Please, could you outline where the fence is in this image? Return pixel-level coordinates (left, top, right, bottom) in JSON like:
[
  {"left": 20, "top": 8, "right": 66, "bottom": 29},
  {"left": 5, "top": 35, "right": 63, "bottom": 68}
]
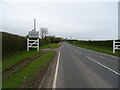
[
  {"left": 113, "top": 40, "right": 120, "bottom": 53},
  {"left": 27, "top": 38, "right": 39, "bottom": 51}
]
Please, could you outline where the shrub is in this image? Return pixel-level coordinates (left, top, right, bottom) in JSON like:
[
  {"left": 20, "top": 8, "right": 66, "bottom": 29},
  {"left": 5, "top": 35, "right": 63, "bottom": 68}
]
[{"left": 2, "top": 32, "right": 26, "bottom": 57}]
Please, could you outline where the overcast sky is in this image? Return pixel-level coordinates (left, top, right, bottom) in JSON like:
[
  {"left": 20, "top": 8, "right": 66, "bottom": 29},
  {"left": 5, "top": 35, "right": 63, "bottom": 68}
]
[{"left": 1, "top": 0, "right": 119, "bottom": 40}]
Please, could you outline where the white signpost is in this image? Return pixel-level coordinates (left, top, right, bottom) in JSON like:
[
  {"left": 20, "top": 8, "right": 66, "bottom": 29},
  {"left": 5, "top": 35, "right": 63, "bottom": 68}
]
[
  {"left": 113, "top": 40, "right": 120, "bottom": 53},
  {"left": 27, "top": 19, "right": 39, "bottom": 51}
]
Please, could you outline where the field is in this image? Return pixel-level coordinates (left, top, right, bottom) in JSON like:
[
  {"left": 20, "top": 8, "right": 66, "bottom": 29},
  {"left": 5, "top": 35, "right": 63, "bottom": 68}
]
[{"left": 69, "top": 40, "right": 120, "bottom": 56}]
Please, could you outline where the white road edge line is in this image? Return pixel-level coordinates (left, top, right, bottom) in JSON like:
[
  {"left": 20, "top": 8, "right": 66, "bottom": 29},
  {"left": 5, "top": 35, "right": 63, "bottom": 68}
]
[
  {"left": 52, "top": 49, "right": 61, "bottom": 88},
  {"left": 87, "top": 56, "right": 120, "bottom": 76},
  {"left": 75, "top": 50, "right": 82, "bottom": 54}
]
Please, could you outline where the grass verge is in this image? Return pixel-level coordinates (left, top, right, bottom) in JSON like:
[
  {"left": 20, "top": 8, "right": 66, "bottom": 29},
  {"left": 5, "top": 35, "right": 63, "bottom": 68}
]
[
  {"left": 40, "top": 43, "right": 60, "bottom": 49},
  {"left": 69, "top": 42, "right": 120, "bottom": 56},
  {"left": 2, "top": 50, "right": 43, "bottom": 72},
  {"left": 3, "top": 51, "right": 55, "bottom": 88}
]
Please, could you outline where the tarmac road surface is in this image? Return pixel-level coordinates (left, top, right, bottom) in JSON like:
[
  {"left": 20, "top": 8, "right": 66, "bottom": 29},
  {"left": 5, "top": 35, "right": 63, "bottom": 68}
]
[{"left": 56, "top": 42, "right": 119, "bottom": 88}]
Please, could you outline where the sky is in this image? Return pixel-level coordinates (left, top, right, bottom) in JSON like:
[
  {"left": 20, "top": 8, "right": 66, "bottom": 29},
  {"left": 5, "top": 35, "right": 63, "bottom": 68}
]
[{"left": 1, "top": 0, "right": 119, "bottom": 40}]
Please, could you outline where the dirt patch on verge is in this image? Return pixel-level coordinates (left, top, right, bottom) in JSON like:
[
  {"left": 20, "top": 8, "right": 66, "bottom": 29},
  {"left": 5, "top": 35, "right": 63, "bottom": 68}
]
[{"left": 2, "top": 52, "right": 45, "bottom": 77}]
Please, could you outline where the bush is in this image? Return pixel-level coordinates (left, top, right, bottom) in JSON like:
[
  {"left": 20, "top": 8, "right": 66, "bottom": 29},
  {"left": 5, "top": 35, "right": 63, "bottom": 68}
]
[
  {"left": 70, "top": 40, "right": 113, "bottom": 50},
  {"left": 2, "top": 32, "right": 26, "bottom": 57}
]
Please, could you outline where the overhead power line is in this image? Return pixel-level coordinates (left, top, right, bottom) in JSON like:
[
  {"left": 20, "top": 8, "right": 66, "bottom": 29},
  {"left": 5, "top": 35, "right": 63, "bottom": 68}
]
[{"left": 1, "top": 0, "right": 34, "bottom": 19}]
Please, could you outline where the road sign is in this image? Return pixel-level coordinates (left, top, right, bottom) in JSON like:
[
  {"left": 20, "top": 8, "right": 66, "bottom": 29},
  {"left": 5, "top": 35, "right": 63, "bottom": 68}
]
[{"left": 29, "top": 30, "right": 39, "bottom": 38}]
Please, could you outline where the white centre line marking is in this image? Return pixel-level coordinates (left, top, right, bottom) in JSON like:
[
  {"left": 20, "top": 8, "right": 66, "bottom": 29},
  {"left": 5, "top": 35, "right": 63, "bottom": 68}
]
[
  {"left": 87, "top": 56, "right": 120, "bottom": 75},
  {"left": 52, "top": 49, "right": 61, "bottom": 88},
  {"left": 75, "top": 50, "right": 82, "bottom": 54}
]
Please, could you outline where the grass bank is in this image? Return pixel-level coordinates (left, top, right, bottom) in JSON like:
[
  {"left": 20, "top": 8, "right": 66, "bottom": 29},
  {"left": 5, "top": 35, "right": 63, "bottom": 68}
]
[
  {"left": 40, "top": 43, "right": 61, "bottom": 49},
  {"left": 3, "top": 51, "right": 55, "bottom": 88},
  {"left": 69, "top": 41, "right": 120, "bottom": 56},
  {"left": 2, "top": 50, "right": 43, "bottom": 72}
]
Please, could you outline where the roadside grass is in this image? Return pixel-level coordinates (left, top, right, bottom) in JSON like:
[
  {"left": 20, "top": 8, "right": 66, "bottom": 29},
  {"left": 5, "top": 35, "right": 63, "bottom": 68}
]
[
  {"left": 40, "top": 43, "right": 60, "bottom": 49},
  {"left": 2, "top": 50, "right": 43, "bottom": 72},
  {"left": 3, "top": 51, "right": 55, "bottom": 88},
  {"left": 69, "top": 42, "right": 120, "bottom": 56}
]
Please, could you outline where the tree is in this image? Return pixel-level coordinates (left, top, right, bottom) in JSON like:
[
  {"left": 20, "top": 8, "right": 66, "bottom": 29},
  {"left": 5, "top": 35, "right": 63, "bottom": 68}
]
[{"left": 40, "top": 28, "right": 48, "bottom": 39}]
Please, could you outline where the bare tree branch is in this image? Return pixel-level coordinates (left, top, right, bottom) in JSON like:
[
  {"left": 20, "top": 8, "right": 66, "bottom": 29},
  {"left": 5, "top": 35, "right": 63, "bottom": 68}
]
[{"left": 40, "top": 28, "right": 48, "bottom": 39}]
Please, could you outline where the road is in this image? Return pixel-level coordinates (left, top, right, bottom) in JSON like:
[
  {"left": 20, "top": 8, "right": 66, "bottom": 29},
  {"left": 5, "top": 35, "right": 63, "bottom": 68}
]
[{"left": 55, "top": 42, "right": 119, "bottom": 88}]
